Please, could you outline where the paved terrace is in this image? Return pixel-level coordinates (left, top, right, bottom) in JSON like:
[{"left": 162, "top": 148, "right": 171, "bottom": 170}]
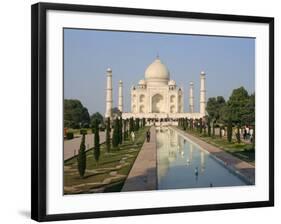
[
  {"left": 171, "top": 127, "right": 255, "bottom": 184},
  {"left": 122, "top": 126, "right": 157, "bottom": 192}
]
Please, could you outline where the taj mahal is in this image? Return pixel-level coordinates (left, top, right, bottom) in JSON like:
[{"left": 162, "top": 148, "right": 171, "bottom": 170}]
[{"left": 104, "top": 56, "right": 207, "bottom": 122}]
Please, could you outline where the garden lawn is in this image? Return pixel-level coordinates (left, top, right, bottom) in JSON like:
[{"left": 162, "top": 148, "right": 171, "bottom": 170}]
[
  {"left": 64, "top": 127, "right": 149, "bottom": 194},
  {"left": 185, "top": 129, "right": 255, "bottom": 164}
]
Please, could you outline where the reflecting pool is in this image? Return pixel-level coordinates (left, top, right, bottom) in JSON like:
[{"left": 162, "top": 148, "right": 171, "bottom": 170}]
[{"left": 157, "top": 127, "right": 247, "bottom": 190}]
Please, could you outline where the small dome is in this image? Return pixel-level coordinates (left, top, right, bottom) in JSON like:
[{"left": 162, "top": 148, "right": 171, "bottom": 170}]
[
  {"left": 138, "top": 79, "right": 146, "bottom": 85},
  {"left": 168, "top": 80, "right": 176, "bottom": 86},
  {"left": 145, "top": 58, "right": 170, "bottom": 81},
  {"left": 107, "top": 68, "right": 112, "bottom": 72}
]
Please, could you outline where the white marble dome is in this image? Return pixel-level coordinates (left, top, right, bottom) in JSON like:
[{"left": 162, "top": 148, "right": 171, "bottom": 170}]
[{"left": 145, "top": 58, "right": 170, "bottom": 82}]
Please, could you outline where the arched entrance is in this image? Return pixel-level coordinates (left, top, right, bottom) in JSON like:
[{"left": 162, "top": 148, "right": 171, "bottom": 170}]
[{"left": 152, "top": 94, "right": 163, "bottom": 113}]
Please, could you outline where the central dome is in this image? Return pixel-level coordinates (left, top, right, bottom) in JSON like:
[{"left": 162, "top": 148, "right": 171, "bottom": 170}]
[{"left": 145, "top": 58, "right": 170, "bottom": 82}]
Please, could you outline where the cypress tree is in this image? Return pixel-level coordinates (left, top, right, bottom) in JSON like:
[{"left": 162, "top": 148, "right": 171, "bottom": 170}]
[
  {"left": 126, "top": 118, "right": 129, "bottom": 140},
  {"left": 212, "top": 121, "right": 216, "bottom": 137},
  {"left": 207, "top": 116, "right": 211, "bottom": 137},
  {"left": 112, "top": 119, "right": 119, "bottom": 148},
  {"left": 195, "top": 119, "right": 198, "bottom": 132},
  {"left": 93, "top": 119, "right": 100, "bottom": 166},
  {"left": 252, "top": 126, "right": 255, "bottom": 148},
  {"left": 105, "top": 117, "right": 111, "bottom": 152},
  {"left": 203, "top": 125, "right": 207, "bottom": 136},
  {"left": 119, "top": 117, "right": 123, "bottom": 144},
  {"left": 236, "top": 125, "right": 241, "bottom": 143},
  {"left": 129, "top": 117, "right": 135, "bottom": 133},
  {"left": 219, "top": 126, "right": 222, "bottom": 138},
  {"left": 123, "top": 119, "right": 127, "bottom": 141},
  {"left": 135, "top": 118, "right": 140, "bottom": 131},
  {"left": 227, "top": 118, "right": 233, "bottom": 143},
  {"left": 142, "top": 118, "right": 146, "bottom": 127},
  {"left": 199, "top": 118, "right": 203, "bottom": 134},
  {"left": 77, "top": 134, "right": 86, "bottom": 178}
]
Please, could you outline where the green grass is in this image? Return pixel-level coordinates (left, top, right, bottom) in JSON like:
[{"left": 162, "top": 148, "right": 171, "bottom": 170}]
[
  {"left": 64, "top": 127, "right": 149, "bottom": 194},
  {"left": 184, "top": 128, "right": 255, "bottom": 164}
]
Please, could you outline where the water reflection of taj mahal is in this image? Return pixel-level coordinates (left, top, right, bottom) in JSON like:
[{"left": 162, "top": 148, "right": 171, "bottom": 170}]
[{"left": 157, "top": 127, "right": 206, "bottom": 181}]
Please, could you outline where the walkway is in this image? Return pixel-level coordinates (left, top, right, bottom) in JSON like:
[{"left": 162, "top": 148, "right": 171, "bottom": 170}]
[
  {"left": 64, "top": 132, "right": 106, "bottom": 161},
  {"left": 171, "top": 127, "right": 255, "bottom": 184},
  {"left": 122, "top": 126, "right": 157, "bottom": 192}
]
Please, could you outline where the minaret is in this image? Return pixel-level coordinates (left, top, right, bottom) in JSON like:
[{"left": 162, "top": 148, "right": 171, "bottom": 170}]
[
  {"left": 105, "top": 68, "right": 113, "bottom": 118},
  {"left": 189, "top": 81, "right": 194, "bottom": 113},
  {"left": 118, "top": 80, "right": 123, "bottom": 112},
  {"left": 200, "top": 71, "right": 206, "bottom": 115}
]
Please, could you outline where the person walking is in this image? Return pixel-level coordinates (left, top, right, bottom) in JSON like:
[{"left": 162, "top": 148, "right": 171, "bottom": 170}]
[
  {"left": 146, "top": 130, "right": 150, "bottom": 142},
  {"left": 131, "top": 131, "right": 135, "bottom": 145}
]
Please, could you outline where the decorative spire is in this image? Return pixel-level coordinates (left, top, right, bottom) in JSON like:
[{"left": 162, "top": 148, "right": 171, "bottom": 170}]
[
  {"left": 118, "top": 80, "right": 123, "bottom": 112},
  {"left": 105, "top": 68, "right": 113, "bottom": 118}
]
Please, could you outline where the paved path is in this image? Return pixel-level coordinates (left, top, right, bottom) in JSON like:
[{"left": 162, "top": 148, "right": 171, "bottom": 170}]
[
  {"left": 172, "top": 127, "right": 255, "bottom": 184},
  {"left": 122, "top": 126, "right": 157, "bottom": 192},
  {"left": 64, "top": 132, "right": 106, "bottom": 161}
]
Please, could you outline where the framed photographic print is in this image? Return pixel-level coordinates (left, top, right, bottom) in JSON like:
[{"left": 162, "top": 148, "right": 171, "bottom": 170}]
[{"left": 31, "top": 2, "right": 274, "bottom": 222}]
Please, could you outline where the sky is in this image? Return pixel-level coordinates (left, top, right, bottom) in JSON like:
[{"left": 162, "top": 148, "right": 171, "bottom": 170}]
[{"left": 64, "top": 28, "right": 255, "bottom": 115}]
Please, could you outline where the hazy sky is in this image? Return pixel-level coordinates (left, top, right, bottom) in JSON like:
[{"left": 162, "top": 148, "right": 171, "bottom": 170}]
[{"left": 64, "top": 28, "right": 255, "bottom": 115}]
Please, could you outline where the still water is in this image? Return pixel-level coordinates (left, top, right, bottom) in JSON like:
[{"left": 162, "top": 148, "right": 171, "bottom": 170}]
[{"left": 157, "top": 127, "right": 247, "bottom": 190}]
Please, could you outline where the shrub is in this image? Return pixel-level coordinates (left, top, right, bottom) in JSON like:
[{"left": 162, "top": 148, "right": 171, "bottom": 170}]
[{"left": 66, "top": 132, "right": 74, "bottom": 140}]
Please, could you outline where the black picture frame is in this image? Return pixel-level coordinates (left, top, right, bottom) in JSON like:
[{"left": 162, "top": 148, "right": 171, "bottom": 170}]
[{"left": 31, "top": 2, "right": 274, "bottom": 222}]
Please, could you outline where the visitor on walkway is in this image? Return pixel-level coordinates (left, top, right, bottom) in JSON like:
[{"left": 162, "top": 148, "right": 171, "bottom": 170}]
[
  {"left": 146, "top": 130, "right": 150, "bottom": 142},
  {"left": 131, "top": 131, "right": 135, "bottom": 144}
]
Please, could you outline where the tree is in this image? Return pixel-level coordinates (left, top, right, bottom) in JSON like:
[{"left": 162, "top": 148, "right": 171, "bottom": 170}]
[
  {"left": 118, "top": 117, "right": 123, "bottom": 144},
  {"left": 112, "top": 119, "right": 119, "bottom": 148},
  {"left": 111, "top": 107, "right": 122, "bottom": 119},
  {"left": 64, "top": 99, "right": 90, "bottom": 128},
  {"left": 93, "top": 119, "right": 100, "bottom": 166},
  {"left": 227, "top": 118, "right": 233, "bottom": 143},
  {"left": 77, "top": 134, "right": 86, "bottom": 178},
  {"left": 135, "top": 118, "right": 140, "bottom": 131},
  {"left": 199, "top": 118, "right": 203, "bottom": 134},
  {"left": 105, "top": 117, "right": 111, "bottom": 153},
  {"left": 207, "top": 116, "right": 211, "bottom": 137},
  {"left": 142, "top": 118, "right": 146, "bottom": 127},
  {"left": 183, "top": 118, "right": 187, "bottom": 131},
  {"left": 236, "top": 126, "right": 241, "bottom": 143},
  {"left": 91, "top": 112, "right": 104, "bottom": 129},
  {"left": 241, "top": 93, "right": 255, "bottom": 126},
  {"left": 123, "top": 119, "right": 127, "bottom": 141},
  {"left": 227, "top": 87, "right": 250, "bottom": 125},
  {"left": 129, "top": 117, "right": 134, "bottom": 133},
  {"left": 226, "top": 87, "right": 252, "bottom": 142},
  {"left": 206, "top": 96, "right": 226, "bottom": 136}
]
